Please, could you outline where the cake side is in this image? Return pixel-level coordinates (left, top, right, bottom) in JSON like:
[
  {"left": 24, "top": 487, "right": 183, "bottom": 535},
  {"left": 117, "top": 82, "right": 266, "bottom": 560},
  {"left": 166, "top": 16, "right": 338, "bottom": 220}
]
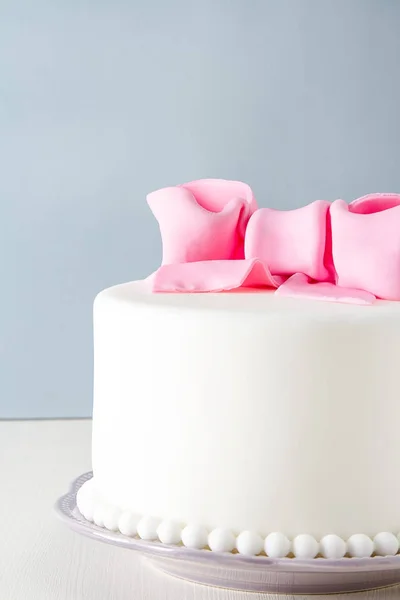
[{"left": 89, "top": 279, "right": 400, "bottom": 548}]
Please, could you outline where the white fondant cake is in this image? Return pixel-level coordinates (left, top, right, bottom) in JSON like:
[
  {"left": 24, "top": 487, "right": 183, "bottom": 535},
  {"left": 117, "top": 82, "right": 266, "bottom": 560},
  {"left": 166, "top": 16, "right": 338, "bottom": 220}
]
[{"left": 77, "top": 278, "right": 400, "bottom": 556}]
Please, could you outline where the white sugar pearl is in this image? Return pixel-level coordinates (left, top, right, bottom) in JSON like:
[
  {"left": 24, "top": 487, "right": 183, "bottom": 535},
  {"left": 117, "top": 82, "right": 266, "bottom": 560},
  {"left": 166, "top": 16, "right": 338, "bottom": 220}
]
[
  {"left": 374, "top": 532, "right": 399, "bottom": 556},
  {"left": 208, "top": 528, "right": 236, "bottom": 552},
  {"left": 181, "top": 525, "right": 208, "bottom": 549},
  {"left": 157, "top": 520, "right": 182, "bottom": 545},
  {"left": 264, "top": 532, "right": 291, "bottom": 558},
  {"left": 103, "top": 506, "right": 121, "bottom": 531},
  {"left": 80, "top": 504, "right": 96, "bottom": 522},
  {"left": 347, "top": 534, "right": 373, "bottom": 558},
  {"left": 93, "top": 504, "right": 106, "bottom": 528},
  {"left": 320, "top": 535, "right": 346, "bottom": 559},
  {"left": 118, "top": 511, "right": 139, "bottom": 537},
  {"left": 236, "top": 531, "right": 264, "bottom": 556},
  {"left": 137, "top": 515, "right": 160, "bottom": 540},
  {"left": 76, "top": 480, "right": 96, "bottom": 522},
  {"left": 76, "top": 478, "right": 94, "bottom": 500},
  {"left": 293, "top": 534, "right": 319, "bottom": 559}
]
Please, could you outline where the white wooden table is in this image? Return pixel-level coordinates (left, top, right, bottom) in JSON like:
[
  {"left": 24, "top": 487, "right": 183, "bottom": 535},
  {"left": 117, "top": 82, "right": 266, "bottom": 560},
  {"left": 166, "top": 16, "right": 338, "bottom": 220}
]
[{"left": 0, "top": 419, "right": 399, "bottom": 600}]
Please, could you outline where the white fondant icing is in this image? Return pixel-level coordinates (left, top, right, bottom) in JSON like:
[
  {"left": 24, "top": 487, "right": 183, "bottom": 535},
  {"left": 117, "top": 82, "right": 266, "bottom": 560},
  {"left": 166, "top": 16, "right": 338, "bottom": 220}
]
[
  {"left": 264, "top": 532, "right": 291, "bottom": 558},
  {"left": 156, "top": 520, "right": 182, "bottom": 545},
  {"left": 181, "top": 525, "right": 208, "bottom": 549},
  {"left": 292, "top": 534, "right": 319, "bottom": 559},
  {"left": 92, "top": 281, "right": 400, "bottom": 539},
  {"left": 320, "top": 534, "right": 346, "bottom": 559},
  {"left": 118, "top": 511, "right": 139, "bottom": 537},
  {"left": 373, "top": 532, "right": 399, "bottom": 556},
  {"left": 208, "top": 528, "right": 236, "bottom": 553},
  {"left": 347, "top": 534, "right": 374, "bottom": 558},
  {"left": 236, "top": 530, "right": 263, "bottom": 556},
  {"left": 137, "top": 515, "right": 160, "bottom": 540}
]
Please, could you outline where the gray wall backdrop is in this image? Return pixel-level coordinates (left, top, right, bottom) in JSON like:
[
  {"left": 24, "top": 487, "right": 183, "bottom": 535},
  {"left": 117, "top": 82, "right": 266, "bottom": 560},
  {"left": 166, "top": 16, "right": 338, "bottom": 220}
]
[{"left": 2, "top": 0, "right": 400, "bottom": 418}]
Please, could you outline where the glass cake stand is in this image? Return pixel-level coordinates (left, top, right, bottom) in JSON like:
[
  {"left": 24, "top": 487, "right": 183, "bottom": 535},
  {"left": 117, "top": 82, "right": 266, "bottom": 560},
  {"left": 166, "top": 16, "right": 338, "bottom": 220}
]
[{"left": 55, "top": 472, "right": 400, "bottom": 595}]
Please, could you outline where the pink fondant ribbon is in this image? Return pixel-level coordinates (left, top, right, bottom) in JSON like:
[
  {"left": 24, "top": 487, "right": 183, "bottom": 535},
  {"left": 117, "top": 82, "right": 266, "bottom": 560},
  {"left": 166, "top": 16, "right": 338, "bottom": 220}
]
[
  {"left": 147, "top": 180, "right": 400, "bottom": 305},
  {"left": 154, "top": 259, "right": 283, "bottom": 293}
]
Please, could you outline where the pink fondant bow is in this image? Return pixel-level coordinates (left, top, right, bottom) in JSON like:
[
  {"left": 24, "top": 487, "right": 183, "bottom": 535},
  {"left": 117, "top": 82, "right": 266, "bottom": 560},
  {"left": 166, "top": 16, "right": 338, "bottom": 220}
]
[{"left": 148, "top": 180, "right": 400, "bottom": 305}]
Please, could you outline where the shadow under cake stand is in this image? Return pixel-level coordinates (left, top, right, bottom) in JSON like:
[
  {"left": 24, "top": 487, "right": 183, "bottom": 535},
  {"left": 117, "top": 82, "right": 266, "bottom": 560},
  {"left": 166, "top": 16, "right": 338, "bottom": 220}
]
[{"left": 55, "top": 472, "right": 400, "bottom": 595}]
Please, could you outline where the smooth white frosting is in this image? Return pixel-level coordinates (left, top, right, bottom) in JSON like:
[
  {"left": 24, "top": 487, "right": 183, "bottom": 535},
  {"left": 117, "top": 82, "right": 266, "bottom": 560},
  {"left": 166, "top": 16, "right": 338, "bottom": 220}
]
[{"left": 91, "top": 280, "right": 400, "bottom": 544}]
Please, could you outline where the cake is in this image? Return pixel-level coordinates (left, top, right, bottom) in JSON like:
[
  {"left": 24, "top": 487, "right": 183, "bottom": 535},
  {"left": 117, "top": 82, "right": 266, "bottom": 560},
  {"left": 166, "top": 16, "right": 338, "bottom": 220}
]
[{"left": 77, "top": 180, "right": 400, "bottom": 560}]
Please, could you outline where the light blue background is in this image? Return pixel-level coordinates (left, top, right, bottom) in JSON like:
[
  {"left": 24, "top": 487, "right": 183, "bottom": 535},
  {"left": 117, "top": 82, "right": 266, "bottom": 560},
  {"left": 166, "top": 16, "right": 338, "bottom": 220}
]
[{"left": 2, "top": 0, "right": 400, "bottom": 418}]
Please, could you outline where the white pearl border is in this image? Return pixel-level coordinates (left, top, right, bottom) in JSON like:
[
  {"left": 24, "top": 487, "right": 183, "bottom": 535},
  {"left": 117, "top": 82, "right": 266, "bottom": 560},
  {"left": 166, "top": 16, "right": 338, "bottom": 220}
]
[{"left": 77, "top": 479, "right": 400, "bottom": 559}]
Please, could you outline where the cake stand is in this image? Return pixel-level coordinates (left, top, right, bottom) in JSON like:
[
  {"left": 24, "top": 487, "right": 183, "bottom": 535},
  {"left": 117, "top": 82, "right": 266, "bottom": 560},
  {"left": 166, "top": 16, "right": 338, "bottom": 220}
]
[{"left": 55, "top": 472, "right": 400, "bottom": 595}]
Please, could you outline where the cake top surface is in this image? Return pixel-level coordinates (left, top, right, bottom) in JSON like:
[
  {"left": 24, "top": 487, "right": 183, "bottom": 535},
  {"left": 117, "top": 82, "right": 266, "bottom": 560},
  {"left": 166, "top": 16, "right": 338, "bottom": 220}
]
[{"left": 99, "top": 279, "right": 399, "bottom": 320}]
